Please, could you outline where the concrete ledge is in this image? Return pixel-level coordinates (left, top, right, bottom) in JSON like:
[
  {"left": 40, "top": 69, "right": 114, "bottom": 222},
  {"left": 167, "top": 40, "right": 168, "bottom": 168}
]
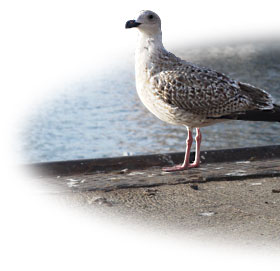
[
  {"left": 25, "top": 145, "right": 280, "bottom": 193},
  {"left": 26, "top": 145, "right": 280, "bottom": 177}
]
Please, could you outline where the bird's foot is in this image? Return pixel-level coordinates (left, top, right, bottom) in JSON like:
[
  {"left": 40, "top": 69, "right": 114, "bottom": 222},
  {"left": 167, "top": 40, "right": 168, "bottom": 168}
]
[
  {"left": 162, "top": 162, "right": 200, "bottom": 172},
  {"left": 162, "top": 164, "right": 187, "bottom": 172},
  {"left": 188, "top": 161, "right": 200, "bottom": 169}
]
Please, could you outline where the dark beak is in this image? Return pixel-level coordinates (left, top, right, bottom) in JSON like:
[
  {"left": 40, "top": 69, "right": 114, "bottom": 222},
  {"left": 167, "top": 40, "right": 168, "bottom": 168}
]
[{"left": 125, "top": 20, "right": 141, "bottom": 29}]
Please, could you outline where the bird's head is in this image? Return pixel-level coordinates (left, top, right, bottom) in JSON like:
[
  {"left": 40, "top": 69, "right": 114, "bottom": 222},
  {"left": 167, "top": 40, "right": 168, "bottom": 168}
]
[{"left": 125, "top": 10, "right": 161, "bottom": 36}]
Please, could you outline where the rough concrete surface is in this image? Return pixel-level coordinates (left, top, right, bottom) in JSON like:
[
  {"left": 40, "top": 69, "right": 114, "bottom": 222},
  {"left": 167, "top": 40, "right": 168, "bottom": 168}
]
[{"left": 28, "top": 147, "right": 280, "bottom": 251}]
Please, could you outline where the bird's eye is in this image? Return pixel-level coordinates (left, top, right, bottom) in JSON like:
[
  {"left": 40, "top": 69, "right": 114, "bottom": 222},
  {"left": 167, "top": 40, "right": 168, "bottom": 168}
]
[{"left": 148, "top": 14, "right": 154, "bottom": 20}]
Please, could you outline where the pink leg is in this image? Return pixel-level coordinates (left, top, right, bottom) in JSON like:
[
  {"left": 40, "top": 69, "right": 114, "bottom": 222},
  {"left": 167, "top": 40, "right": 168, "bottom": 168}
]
[
  {"left": 162, "top": 128, "right": 202, "bottom": 172},
  {"left": 188, "top": 128, "right": 202, "bottom": 168},
  {"left": 162, "top": 128, "right": 193, "bottom": 172}
]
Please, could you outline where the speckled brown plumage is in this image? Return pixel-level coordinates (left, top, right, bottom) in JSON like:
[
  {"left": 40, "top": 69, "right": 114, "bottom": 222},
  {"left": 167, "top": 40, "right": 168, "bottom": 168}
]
[{"left": 145, "top": 47, "right": 275, "bottom": 119}]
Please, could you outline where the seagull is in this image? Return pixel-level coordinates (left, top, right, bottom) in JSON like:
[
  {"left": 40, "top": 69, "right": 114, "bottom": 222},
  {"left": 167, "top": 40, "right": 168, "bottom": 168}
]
[{"left": 125, "top": 10, "right": 280, "bottom": 172}]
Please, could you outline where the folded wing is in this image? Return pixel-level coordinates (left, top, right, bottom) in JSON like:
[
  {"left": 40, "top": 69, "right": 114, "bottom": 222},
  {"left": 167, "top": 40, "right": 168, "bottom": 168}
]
[{"left": 150, "top": 64, "right": 278, "bottom": 121}]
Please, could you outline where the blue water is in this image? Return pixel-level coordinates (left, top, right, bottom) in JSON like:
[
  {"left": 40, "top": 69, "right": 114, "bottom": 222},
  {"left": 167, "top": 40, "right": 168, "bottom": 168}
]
[{"left": 19, "top": 41, "right": 280, "bottom": 163}]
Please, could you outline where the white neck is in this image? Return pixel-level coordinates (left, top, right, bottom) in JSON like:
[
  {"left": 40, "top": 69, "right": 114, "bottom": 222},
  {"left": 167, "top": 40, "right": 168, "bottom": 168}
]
[
  {"left": 134, "top": 30, "right": 167, "bottom": 102},
  {"left": 135, "top": 30, "right": 166, "bottom": 78},
  {"left": 136, "top": 30, "right": 165, "bottom": 56}
]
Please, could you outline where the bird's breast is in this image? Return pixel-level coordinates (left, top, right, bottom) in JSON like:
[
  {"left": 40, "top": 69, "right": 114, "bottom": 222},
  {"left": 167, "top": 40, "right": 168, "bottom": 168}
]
[
  {"left": 134, "top": 64, "right": 186, "bottom": 125},
  {"left": 134, "top": 61, "right": 222, "bottom": 128}
]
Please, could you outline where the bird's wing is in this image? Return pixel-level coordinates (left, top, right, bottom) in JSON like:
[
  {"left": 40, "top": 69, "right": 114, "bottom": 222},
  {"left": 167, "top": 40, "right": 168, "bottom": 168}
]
[{"left": 150, "top": 65, "right": 273, "bottom": 118}]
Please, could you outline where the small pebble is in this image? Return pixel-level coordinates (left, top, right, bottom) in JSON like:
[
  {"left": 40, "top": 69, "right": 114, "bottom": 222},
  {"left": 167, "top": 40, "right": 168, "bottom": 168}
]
[
  {"left": 272, "top": 189, "right": 280, "bottom": 193},
  {"left": 94, "top": 197, "right": 113, "bottom": 207},
  {"left": 199, "top": 212, "right": 215, "bottom": 217},
  {"left": 119, "top": 168, "right": 129, "bottom": 174},
  {"left": 128, "top": 171, "right": 144, "bottom": 176},
  {"left": 144, "top": 189, "right": 158, "bottom": 196},
  {"left": 236, "top": 161, "right": 251, "bottom": 164},
  {"left": 190, "top": 184, "right": 199, "bottom": 190}
]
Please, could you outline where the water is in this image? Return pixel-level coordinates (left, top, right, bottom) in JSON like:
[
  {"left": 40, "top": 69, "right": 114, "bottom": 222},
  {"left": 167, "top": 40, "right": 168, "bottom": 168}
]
[{"left": 19, "top": 41, "right": 280, "bottom": 163}]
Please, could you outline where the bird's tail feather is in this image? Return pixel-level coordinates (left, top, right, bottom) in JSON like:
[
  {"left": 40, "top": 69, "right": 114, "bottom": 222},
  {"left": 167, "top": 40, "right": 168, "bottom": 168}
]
[{"left": 216, "top": 104, "right": 280, "bottom": 122}]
